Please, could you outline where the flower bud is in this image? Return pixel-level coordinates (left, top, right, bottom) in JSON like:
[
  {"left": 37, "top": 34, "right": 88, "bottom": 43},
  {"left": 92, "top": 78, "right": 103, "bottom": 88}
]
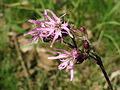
[
  {"left": 80, "top": 26, "right": 86, "bottom": 34},
  {"left": 83, "top": 40, "right": 90, "bottom": 53},
  {"left": 83, "top": 40, "right": 89, "bottom": 49}
]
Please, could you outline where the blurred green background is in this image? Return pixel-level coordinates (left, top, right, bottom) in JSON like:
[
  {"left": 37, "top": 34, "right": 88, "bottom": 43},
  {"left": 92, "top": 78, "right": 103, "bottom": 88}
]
[{"left": 0, "top": 0, "right": 120, "bottom": 90}]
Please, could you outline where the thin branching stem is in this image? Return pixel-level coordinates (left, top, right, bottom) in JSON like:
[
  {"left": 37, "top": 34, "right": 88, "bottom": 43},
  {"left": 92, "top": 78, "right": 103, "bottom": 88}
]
[
  {"left": 99, "top": 64, "right": 113, "bottom": 90},
  {"left": 89, "top": 53, "right": 113, "bottom": 90}
]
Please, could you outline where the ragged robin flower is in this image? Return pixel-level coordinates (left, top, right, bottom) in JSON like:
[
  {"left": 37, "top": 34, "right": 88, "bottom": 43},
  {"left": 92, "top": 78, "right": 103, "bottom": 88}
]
[
  {"left": 48, "top": 49, "right": 81, "bottom": 81},
  {"left": 24, "top": 9, "right": 73, "bottom": 47}
]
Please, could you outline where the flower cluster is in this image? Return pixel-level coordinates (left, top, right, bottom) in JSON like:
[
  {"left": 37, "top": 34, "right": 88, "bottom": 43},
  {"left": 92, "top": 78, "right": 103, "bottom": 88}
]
[
  {"left": 24, "top": 9, "right": 90, "bottom": 81},
  {"left": 24, "top": 9, "right": 113, "bottom": 90}
]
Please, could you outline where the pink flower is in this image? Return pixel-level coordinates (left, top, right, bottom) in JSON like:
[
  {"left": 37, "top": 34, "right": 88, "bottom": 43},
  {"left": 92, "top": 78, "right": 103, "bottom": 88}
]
[
  {"left": 24, "top": 9, "right": 73, "bottom": 47},
  {"left": 43, "top": 9, "right": 73, "bottom": 47},
  {"left": 48, "top": 49, "right": 80, "bottom": 81}
]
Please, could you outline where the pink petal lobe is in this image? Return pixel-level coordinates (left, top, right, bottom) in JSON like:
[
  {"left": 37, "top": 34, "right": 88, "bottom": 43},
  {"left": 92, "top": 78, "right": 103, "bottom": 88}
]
[
  {"left": 70, "top": 69, "right": 74, "bottom": 81},
  {"left": 28, "top": 19, "right": 41, "bottom": 24},
  {"left": 55, "top": 49, "right": 70, "bottom": 54},
  {"left": 60, "top": 13, "right": 66, "bottom": 18},
  {"left": 45, "top": 9, "right": 60, "bottom": 22},
  {"left": 48, "top": 54, "right": 67, "bottom": 59},
  {"left": 62, "top": 26, "right": 73, "bottom": 38},
  {"left": 50, "top": 30, "right": 61, "bottom": 47}
]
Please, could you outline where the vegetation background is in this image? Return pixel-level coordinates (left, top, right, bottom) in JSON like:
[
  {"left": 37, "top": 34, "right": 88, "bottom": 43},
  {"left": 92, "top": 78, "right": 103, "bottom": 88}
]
[{"left": 0, "top": 0, "right": 120, "bottom": 90}]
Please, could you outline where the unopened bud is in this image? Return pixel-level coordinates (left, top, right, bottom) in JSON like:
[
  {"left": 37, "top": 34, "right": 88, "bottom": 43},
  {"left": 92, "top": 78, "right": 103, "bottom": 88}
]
[
  {"left": 83, "top": 40, "right": 90, "bottom": 53},
  {"left": 83, "top": 40, "right": 89, "bottom": 49},
  {"left": 80, "top": 26, "right": 86, "bottom": 34}
]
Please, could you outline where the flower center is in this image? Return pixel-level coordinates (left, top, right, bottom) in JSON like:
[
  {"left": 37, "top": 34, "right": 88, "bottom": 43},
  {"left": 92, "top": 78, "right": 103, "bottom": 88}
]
[
  {"left": 67, "top": 55, "right": 76, "bottom": 63},
  {"left": 55, "top": 24, "right": 61, "bottom": 29}
]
